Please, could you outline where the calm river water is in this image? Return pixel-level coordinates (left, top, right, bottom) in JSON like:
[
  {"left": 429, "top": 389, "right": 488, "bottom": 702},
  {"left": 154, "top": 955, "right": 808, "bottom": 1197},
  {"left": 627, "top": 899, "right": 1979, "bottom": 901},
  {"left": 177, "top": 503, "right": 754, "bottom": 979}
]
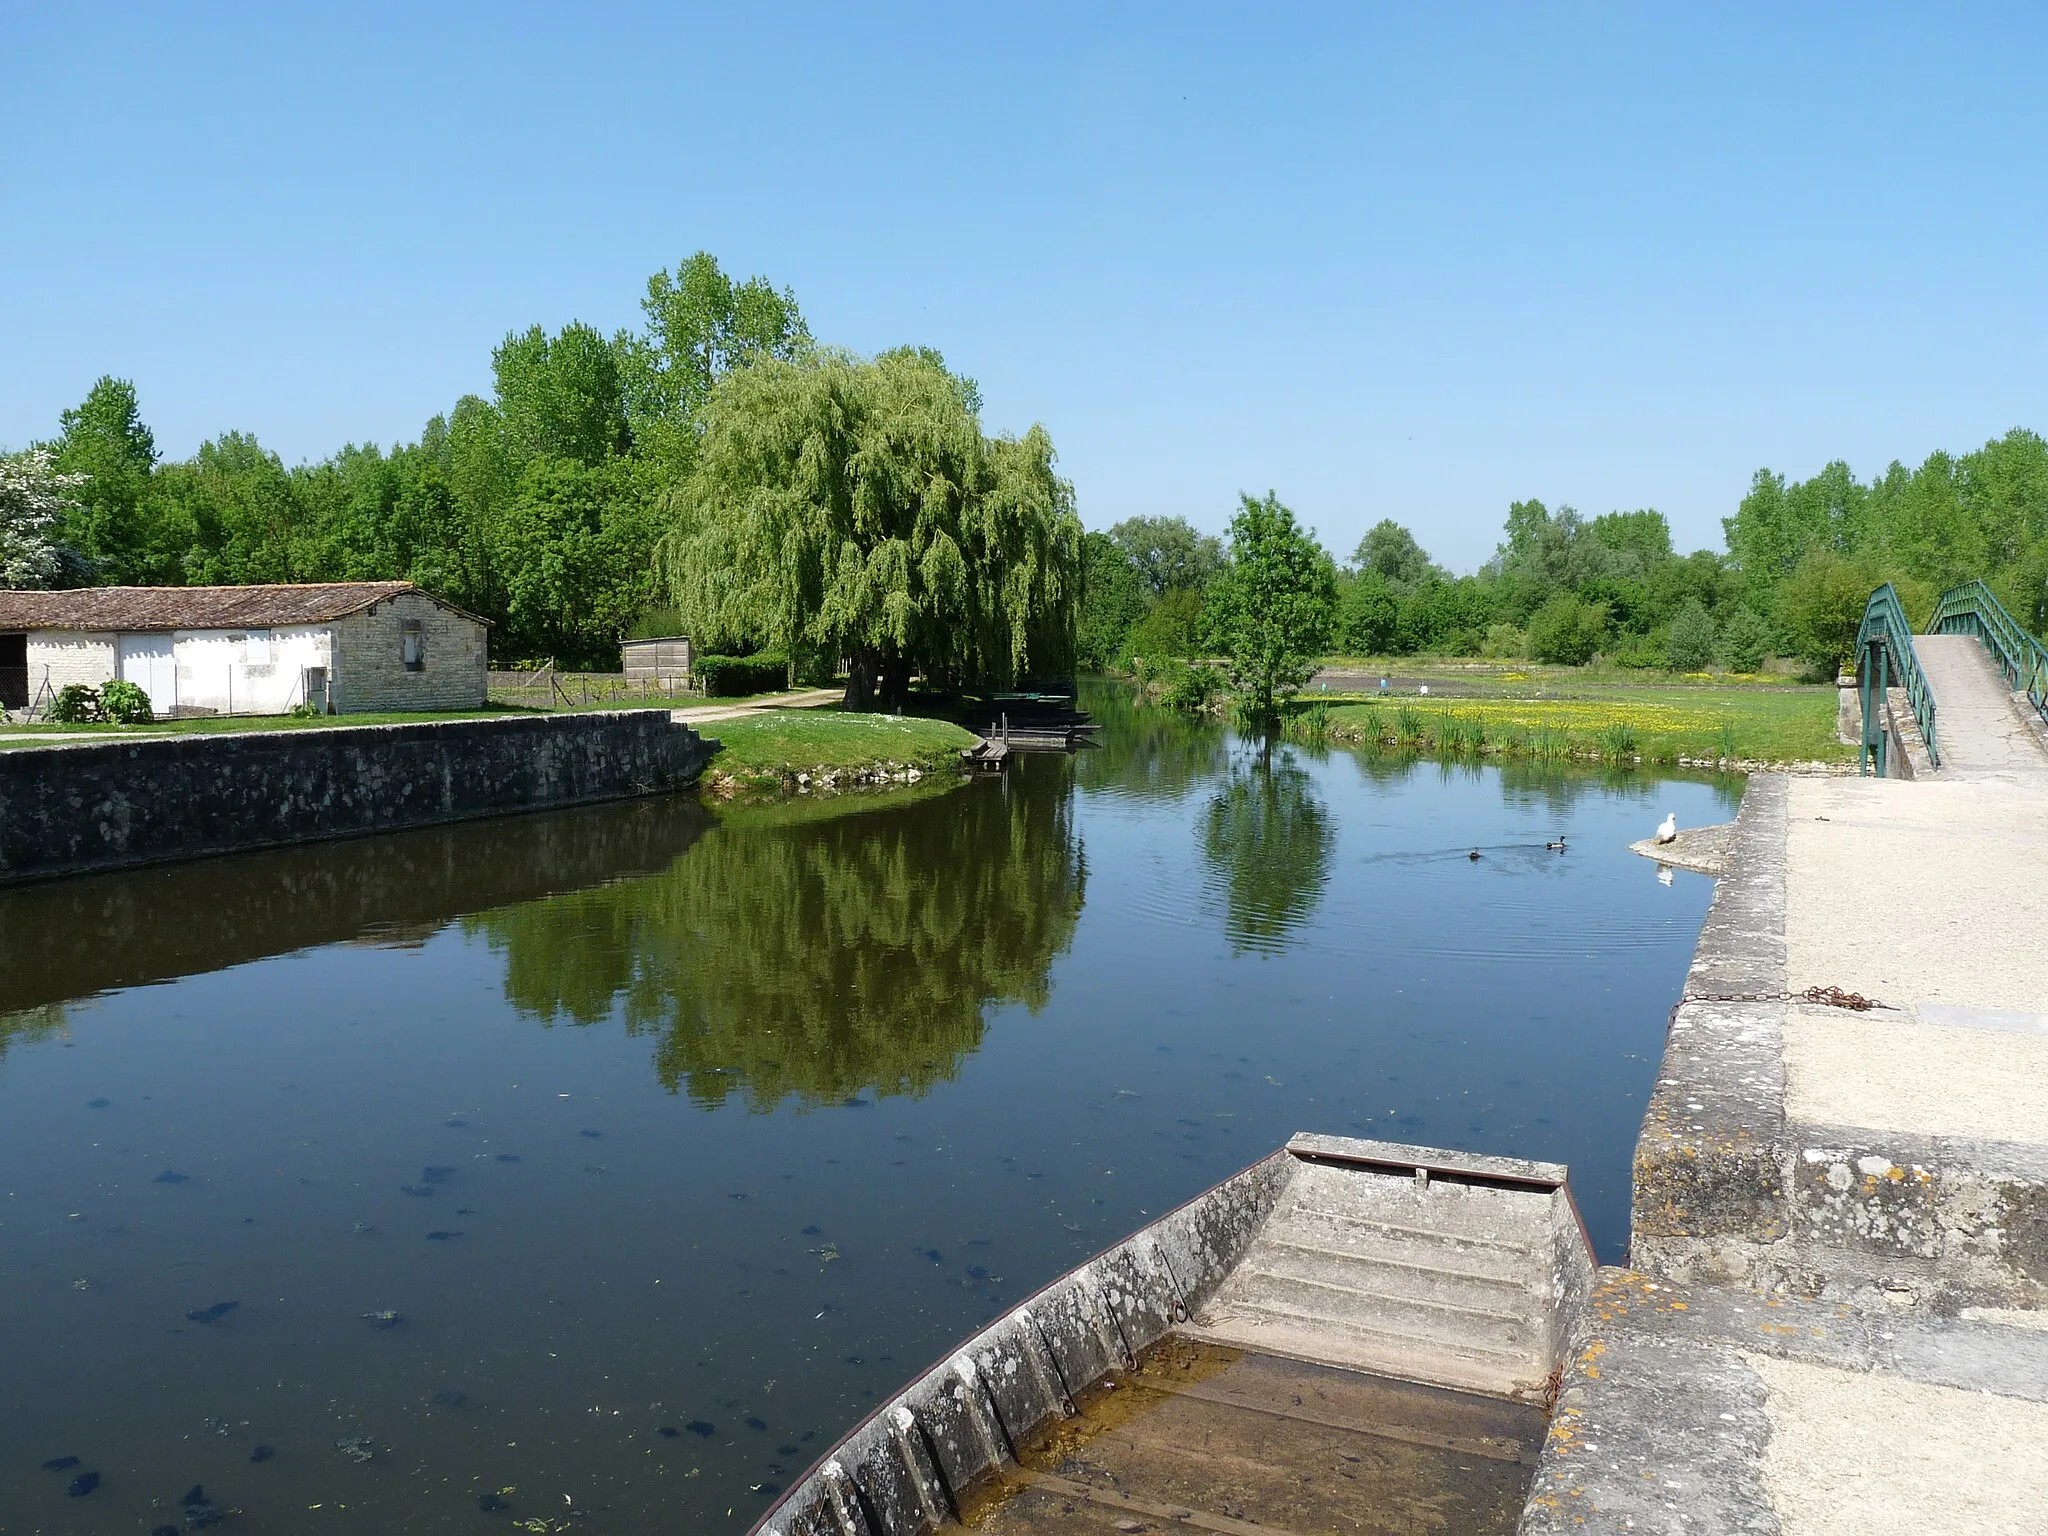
[{"left": 0, "top": 686, "right": 1735, "bottom": 1533}]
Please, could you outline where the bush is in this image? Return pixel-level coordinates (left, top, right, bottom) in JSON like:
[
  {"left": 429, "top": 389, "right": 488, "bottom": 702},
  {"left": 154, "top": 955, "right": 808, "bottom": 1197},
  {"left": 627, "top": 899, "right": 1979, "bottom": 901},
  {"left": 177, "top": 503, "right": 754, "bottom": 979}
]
[
  {"left": 1482, "top": 623, "right": 1527, "bottom": 660},
  {"left": 1664, "top": 600, "right": 1718, "bottom": 672},
  {"left": 695, "top": 652, "right": 790, "bottom": 696},
  {"left": 98, "top": 679, "right": 155, "bottom": 724},
  {"left": 1123, "top": 588, "right": 1205, "bottom": 661},
  {"left": 1719, "top": 606, "right": 1773, "bottom": 673},
  {"left": 1161, "top": 662, "right": 1221, "bottom": 714},
  {"left": 1609, "top": 634, "right": 1667, "bottom": 669},
  {"left": 1527, "top": 595, "right": 1610, "bottom": 666},
  {"left": 47, "top": 684, "right": 100, "bottom": 723}
]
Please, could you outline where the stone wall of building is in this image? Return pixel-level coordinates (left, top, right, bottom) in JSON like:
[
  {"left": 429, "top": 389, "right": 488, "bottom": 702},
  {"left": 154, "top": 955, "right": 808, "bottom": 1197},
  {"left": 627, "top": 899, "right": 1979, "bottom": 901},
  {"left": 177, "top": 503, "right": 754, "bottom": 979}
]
[
  {"left": 0, "top": 710, "right": 716, "bottom": 886},
  {"left": 332, "top": 589, "right": 489, "bottom": 712}
]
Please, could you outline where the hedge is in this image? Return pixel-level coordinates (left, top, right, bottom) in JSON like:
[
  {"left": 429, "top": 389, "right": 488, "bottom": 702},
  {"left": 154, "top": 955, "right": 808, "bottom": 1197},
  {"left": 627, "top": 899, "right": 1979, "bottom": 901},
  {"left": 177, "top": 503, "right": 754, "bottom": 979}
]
[{"left": 695, "top": 653, "right": 791, "bottom": 696}]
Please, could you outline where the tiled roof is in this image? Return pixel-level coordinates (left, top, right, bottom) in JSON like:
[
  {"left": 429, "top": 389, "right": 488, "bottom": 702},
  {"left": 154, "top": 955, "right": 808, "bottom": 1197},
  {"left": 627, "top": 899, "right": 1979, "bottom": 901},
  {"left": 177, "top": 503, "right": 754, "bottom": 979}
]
[{"left": 0, "top": 582, "right": 488, "bottom": 631}]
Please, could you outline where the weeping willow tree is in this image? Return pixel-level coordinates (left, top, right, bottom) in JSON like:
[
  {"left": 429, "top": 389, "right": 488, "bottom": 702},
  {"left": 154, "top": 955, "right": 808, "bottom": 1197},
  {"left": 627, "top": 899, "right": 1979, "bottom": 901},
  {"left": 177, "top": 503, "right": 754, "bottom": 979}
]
[{"left": 660, "top": 347, "right": 1083, "bottom": 709}]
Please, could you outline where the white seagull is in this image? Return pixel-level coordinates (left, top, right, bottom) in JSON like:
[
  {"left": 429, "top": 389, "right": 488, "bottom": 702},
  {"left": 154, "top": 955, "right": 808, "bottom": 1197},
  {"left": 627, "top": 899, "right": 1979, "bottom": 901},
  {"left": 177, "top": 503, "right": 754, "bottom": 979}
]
[{"left": 1655, "top": 811, "right": 1678, "bottom": 845}]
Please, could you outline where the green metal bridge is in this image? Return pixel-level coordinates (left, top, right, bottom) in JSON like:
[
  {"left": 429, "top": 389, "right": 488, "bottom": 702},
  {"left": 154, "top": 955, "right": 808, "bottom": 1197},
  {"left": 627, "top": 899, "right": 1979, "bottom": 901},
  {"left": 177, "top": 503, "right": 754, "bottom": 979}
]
[{"left": 1854, "top": 579, "right": 2048, "bottom": 777}]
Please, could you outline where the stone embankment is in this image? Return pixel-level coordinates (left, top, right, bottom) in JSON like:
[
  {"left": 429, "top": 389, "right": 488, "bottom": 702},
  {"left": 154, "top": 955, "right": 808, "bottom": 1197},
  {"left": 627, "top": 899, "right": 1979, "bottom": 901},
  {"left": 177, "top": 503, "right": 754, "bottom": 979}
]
[
  {"left": 0, "top": 710, "right": 715, "bottom": 886},
  {"left": 1521, "top": 660, "right": 2048, "bottom": 1533}
]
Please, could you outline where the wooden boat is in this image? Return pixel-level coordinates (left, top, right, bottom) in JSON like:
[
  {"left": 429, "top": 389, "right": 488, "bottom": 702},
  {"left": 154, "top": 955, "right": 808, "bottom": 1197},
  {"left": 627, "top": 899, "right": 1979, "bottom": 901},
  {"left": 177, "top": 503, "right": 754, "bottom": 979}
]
[{"left": 754, "top": 1133, "right": 1594, "bottom": 1536}]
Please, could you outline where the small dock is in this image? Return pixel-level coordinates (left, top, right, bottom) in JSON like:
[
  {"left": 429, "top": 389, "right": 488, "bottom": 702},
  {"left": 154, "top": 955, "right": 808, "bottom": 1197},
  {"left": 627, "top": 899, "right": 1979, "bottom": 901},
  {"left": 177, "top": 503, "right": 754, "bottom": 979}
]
[{"left": 959, "top": 693, "right": 1098, "bottom": 767}]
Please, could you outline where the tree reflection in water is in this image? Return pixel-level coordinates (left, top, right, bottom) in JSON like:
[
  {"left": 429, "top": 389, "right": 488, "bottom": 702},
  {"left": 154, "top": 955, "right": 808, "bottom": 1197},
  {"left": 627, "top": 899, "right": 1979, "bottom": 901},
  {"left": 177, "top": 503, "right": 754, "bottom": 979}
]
[
  {"left": 469, "top": 771, "right": 1085, "bottom": 1109},
  {"left": 1201, "top": 742, "right": 1336, "bottom": 954}
]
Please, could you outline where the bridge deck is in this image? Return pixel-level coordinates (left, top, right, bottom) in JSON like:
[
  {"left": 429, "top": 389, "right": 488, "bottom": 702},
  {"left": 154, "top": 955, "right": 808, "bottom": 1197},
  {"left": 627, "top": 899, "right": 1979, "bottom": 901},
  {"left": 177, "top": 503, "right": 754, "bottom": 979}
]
[{"left": 1915, "top": 633, "right": 2048, "bottom": 780}]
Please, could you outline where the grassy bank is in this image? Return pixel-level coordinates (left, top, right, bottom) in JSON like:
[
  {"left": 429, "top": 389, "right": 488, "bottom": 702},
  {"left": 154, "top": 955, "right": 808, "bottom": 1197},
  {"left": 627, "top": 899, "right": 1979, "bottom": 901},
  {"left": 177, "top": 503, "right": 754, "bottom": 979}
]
[
  {"left": 0, "top": 705, "right": 539, "bottom": 748},
  {"left": 1305, "top": 681, "right": 1847, "bottom": 768},
  {"left": 702, "top": 710, "right": 978, "bottom": 793}
]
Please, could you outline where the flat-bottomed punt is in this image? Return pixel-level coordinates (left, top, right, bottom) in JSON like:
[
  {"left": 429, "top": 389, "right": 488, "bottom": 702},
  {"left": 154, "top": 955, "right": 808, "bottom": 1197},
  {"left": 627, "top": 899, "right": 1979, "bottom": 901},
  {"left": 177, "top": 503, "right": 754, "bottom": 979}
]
[{"left": 755, "top": 1134, "right": 1594, "bottom": 1536}]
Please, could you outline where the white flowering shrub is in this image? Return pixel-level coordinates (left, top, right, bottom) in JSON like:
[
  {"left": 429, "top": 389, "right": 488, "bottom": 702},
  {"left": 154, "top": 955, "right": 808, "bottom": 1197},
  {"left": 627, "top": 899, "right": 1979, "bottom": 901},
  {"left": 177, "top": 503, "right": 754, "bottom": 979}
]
[{"left": 1, "top": 449, "right": 86, "bottom": 589}]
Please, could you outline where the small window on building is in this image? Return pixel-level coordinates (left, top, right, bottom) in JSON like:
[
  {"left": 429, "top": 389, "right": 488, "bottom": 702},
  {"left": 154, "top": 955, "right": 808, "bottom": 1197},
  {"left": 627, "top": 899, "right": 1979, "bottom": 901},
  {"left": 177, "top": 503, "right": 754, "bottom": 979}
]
[{"left": 401, "top": 619, "right": 425, "bottom": 671}]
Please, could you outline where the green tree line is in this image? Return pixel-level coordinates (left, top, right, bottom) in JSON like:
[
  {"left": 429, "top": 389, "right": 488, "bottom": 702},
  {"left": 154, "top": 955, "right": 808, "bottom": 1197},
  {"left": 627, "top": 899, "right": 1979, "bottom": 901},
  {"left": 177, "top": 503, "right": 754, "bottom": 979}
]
[
  {"left": 1082, "top": 428, "right": 2048, "bottom": 690},
  {"left": 12, "top": 254, "right": 1082, "bottom": 688}
]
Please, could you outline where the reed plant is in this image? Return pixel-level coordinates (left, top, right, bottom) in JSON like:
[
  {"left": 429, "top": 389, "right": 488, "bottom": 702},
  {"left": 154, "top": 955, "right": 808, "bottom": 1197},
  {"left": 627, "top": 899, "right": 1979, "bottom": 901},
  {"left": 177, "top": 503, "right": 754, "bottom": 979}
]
[
  {"left": 1601, "top": 721, "right": 1639, "bottom": 761},
  {"left": 1394, "top": 703, "right": 1425, "bottom": 745},
  {"left": 1436, "top": 714, "right": 1483, "bottom": 755},
  {"left": 1283, "top": 700, "right": 1333, "bottom": 741}
]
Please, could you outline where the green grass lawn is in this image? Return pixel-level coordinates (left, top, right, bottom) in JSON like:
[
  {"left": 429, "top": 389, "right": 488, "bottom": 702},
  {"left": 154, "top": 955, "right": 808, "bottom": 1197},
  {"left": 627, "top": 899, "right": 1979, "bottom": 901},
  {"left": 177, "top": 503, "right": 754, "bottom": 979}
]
[
  {"left": 1312, "top": 680, "right": 1846, "bottom": 766},
  {"left": 704, "top": 710, "right": 977, "bottom": 784}
]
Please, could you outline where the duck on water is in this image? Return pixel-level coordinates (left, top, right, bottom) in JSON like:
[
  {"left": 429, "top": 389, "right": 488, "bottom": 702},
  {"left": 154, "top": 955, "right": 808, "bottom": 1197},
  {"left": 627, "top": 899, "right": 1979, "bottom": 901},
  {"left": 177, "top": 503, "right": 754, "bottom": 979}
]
[{"left": 753, "top": 1133, "right": 1594, "bottom": 1536}]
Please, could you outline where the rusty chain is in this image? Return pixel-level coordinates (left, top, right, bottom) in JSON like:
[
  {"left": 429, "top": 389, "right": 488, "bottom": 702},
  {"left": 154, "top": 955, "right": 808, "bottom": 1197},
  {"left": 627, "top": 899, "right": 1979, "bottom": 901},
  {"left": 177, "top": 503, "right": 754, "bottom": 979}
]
[
  {"left": 1683, "top": 985, "right": 1890, "bottom": 1011},
  {"left": 1666, "top": 984, "right": 1891, "bottom": 1033}
]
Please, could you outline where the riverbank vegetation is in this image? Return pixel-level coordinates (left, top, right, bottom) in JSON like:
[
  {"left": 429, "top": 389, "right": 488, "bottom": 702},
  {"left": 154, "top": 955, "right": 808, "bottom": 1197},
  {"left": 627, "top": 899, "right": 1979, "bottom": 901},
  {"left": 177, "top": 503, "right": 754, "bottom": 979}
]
[{"left": 1298, "top": 682, "right": 1846, "bottom": 768}]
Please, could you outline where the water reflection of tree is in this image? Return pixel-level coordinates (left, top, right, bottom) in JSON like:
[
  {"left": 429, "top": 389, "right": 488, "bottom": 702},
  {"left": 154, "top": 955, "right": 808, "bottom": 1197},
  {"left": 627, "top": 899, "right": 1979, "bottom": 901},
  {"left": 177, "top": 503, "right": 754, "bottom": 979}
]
[
  {"left": 1202, "top": 746, "right": 1335, "bottom": 953},
  {"left": 1071, "top": 679, "right": 1228, "bottom": 803},
  {"left": 0, "top": 1004, "right": 65, "bottom": 1070},
  {"left": 469, "top": 777, "right": 1085, "bottom": 1110}
]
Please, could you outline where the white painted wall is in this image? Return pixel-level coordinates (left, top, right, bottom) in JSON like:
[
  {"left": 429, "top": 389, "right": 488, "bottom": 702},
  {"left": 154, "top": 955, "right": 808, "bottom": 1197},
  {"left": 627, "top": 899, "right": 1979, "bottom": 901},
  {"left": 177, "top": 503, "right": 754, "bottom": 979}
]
[{"left": 174, "top": 626, "right": 333, "bottom": 715}]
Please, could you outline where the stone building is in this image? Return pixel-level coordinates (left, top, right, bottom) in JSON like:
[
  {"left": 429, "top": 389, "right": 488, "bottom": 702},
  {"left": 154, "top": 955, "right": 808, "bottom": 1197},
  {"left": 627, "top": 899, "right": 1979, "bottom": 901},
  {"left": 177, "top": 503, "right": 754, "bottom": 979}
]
[{"left": 0, "top": 583, "right": 489, "bottom": 716}]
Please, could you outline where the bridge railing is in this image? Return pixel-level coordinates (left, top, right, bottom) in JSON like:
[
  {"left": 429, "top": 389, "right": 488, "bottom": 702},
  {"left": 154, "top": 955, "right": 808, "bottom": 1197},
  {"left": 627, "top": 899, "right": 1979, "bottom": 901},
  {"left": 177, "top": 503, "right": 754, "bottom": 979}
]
[
  {"left": 1930, "top": 579, "right": 2048, "bottom": 730},
  {"left": 1854, "top": 583, "right": 1938, "bottom": 775}
]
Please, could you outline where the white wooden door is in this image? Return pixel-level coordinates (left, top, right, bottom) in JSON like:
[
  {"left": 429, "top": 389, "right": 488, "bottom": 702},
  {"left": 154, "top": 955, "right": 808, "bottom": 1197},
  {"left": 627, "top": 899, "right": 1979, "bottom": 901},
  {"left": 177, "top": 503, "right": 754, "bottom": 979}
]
[{"left": 118, "top": 633, "right": 177, "bottom": 715}]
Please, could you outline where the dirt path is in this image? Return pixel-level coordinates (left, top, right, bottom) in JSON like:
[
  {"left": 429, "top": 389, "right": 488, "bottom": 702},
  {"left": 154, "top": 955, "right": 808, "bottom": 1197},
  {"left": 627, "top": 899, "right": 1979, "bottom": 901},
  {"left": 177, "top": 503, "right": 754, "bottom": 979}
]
[{"left": 670, "top": 688, "right": 844, "bottom": 726}]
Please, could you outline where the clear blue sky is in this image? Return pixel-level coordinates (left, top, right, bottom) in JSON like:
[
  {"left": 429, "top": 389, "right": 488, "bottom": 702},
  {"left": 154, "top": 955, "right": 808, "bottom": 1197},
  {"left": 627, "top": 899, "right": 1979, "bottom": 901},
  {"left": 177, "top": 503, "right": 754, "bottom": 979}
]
[{"left": 5, "top": 4, "right": 2044, "bottom": 572}]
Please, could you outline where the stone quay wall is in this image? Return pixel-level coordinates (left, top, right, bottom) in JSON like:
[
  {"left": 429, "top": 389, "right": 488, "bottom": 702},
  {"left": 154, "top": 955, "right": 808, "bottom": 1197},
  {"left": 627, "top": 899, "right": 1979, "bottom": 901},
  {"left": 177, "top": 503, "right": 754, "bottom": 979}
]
[{"left": 0, "top": 710, "right": 716, "bottom": 886}]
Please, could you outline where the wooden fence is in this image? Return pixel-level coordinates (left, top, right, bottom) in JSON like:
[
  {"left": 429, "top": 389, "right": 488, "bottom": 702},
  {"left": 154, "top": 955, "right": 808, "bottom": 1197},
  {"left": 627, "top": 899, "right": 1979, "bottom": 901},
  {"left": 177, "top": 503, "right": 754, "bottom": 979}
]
[{"left": 487, "top": 668, "right": 699, "bottom": 710}]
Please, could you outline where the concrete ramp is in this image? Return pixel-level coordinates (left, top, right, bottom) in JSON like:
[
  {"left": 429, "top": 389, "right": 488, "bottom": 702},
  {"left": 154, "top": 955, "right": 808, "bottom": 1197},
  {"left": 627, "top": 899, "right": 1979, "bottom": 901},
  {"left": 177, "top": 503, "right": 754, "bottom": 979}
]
[
  {"left": 1185, "top": 1139, "right": 1579, "bottom": 1401},
  {"left": 1916, "top": 633, "right": 2048, "bottom": 780}
]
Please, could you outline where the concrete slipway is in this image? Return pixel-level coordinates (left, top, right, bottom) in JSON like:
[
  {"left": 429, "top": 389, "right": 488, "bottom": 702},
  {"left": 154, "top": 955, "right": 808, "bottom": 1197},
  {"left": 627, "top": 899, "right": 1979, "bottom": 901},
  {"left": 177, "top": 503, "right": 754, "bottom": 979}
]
[{"left": 754, "top": 659, "right": 2048, "bottom": 1536}]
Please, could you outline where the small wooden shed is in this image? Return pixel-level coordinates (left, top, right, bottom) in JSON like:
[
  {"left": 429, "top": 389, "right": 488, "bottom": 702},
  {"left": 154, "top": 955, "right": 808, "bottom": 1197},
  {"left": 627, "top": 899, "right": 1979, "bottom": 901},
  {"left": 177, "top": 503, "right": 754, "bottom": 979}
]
[{"left": 620, "top": 635, "right": 693, "bottom": 688}]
